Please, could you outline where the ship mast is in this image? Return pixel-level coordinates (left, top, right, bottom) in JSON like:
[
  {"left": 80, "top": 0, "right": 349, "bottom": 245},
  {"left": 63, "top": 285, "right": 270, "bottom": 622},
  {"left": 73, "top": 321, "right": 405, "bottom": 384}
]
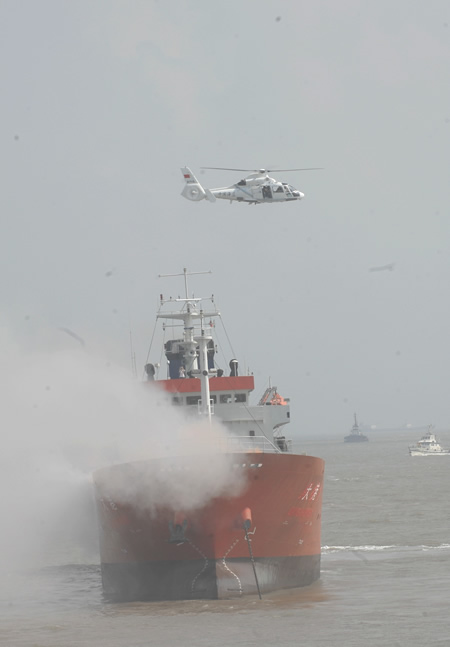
[
  {"left": 196, "top": 318, "right": 213, "bottom": 422},
  {"left": 158, "top": 268, "right": 218, "bottom": 423}
]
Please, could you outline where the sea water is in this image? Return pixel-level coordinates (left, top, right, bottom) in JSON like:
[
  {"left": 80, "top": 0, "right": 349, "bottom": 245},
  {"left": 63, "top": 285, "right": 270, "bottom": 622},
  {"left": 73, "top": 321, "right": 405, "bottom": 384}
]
[{"left": 1, "top": 430, "right": 450, "bottom": 647}]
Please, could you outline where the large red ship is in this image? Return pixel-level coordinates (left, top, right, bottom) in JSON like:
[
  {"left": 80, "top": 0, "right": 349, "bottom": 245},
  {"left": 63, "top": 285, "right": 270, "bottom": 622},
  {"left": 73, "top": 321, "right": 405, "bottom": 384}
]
[{"left": 93, "top": 269, "right": 324, "bottom": 601}]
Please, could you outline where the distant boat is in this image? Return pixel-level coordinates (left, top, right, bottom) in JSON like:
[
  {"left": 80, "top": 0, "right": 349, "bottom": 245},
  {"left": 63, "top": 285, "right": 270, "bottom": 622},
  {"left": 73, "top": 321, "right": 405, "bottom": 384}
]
[
  {"left": 344, "top": 414, "right": 369, "bottom": 443},
  {"left": 409, "top": 426, "right": 450, "bottom": 456}
]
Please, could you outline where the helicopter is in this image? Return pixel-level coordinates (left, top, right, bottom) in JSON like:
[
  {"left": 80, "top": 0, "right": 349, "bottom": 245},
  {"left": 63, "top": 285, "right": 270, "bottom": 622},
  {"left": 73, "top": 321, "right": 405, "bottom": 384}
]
[{"left": 181, "top": 166, "right": 322, "bottom": 205}]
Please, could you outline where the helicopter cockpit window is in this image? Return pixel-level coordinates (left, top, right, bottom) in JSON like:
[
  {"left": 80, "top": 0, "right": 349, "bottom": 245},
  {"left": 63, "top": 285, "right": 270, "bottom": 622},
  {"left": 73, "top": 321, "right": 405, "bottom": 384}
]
[
  {"left": 274, "top": 185, "right": 284, "bottom": 193},
  {"left": 237, "top": 179, "right": 247, "bottom": 186}
]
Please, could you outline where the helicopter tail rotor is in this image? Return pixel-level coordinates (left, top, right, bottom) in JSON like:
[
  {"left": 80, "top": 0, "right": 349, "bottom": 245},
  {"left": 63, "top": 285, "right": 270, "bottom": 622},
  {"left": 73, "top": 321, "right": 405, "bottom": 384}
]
[{"left": 181, "top": 167, "right": 215, "bottom": 202}]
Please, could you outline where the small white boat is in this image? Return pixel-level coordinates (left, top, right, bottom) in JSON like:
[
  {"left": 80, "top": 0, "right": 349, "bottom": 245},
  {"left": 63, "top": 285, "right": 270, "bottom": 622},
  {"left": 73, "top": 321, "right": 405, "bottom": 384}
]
[{"left": 409, "top": 427, "right": 450, "bottom": 456}]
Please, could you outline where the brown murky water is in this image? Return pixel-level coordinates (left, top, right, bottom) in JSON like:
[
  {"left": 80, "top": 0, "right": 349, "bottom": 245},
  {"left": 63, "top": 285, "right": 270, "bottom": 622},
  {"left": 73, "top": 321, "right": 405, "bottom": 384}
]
[{"left": 2, "top": 432, "right": 450, "bottom": 646}]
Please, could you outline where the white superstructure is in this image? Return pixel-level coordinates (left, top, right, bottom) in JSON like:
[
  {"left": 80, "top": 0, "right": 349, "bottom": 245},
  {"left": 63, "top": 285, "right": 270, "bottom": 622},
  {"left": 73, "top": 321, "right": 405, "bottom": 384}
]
[
  {"left": 409, "top": 427, "right": 450, "bottom": 456},
  {"left": 144, "top": 268, "right": 292, "bottom": 452}
]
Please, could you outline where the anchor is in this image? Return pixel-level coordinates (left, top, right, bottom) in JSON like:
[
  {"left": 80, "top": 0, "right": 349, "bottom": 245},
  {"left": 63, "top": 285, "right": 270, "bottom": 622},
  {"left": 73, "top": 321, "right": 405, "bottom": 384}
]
[
  {"left": 241, "top": 507, "right": 262, "bottom": 600},
  {"left": 168, "top": 513, "right": 188, "bottom": 543}
]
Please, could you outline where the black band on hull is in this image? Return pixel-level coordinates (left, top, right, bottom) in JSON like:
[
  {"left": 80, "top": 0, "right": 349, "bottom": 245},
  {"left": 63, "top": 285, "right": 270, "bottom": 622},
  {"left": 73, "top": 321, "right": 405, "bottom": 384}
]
[{"left": 101, "top": 555, "right": 321, "bottom": 602}]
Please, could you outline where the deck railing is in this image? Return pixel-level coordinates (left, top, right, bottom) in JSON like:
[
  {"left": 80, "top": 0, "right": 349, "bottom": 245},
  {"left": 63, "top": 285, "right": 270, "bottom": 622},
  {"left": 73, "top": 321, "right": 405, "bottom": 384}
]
[{"left": 217, "top": 435, "right": 292, "bottom": 454}]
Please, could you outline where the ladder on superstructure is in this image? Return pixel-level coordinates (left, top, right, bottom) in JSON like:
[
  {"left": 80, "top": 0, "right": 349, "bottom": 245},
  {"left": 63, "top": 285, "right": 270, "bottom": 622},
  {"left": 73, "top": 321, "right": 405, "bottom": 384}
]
[{"left": 258, "top": 386, "right": 278, "bottom": 406}]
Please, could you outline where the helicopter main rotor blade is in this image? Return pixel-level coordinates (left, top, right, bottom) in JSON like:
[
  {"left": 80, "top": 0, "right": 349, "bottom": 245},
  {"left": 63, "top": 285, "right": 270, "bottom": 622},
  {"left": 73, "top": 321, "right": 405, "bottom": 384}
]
[
  {"left": 201, "top": 166, "right": 323, "bottom": 173},
  {"left": 201, "top": 167, "right": 257, "bottom": 172},
  {"left": 269, "top": 167, "right": 324, "bottom": 172}
]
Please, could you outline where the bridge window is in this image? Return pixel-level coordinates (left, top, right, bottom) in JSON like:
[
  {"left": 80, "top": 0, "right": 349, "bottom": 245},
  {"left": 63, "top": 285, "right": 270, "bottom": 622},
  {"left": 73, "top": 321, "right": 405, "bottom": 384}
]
[
  {"left": 234, "top": 393, "right": 247, "bottom": 403},
  {"left": 172, "top": 396, "right": 183, "bottom": 405},
  {"left": 220, "top": 394, "right": 232, "bottom": 403},
  {"left": 186, "top": 395, "right": 201, "bottom": 405}
]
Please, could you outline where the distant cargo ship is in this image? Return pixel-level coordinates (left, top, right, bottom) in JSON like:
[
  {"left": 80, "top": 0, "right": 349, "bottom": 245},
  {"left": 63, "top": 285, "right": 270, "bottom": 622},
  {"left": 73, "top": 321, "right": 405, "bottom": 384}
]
[{"left": 93, "top": 269, "right": 325, "bottom": 601}]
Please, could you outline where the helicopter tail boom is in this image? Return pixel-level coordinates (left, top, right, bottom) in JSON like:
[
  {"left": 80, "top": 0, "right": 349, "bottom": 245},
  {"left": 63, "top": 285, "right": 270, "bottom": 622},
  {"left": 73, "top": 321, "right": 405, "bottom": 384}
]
[{"left": 181, "top": 167, "right": 216, "bottom": 202}]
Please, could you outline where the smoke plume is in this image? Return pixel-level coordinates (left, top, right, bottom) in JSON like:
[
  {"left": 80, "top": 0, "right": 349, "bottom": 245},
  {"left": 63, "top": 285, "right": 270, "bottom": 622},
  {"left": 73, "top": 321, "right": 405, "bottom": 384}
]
[{"left": 0, "top": 326, "right": 245, "bottom": 570}]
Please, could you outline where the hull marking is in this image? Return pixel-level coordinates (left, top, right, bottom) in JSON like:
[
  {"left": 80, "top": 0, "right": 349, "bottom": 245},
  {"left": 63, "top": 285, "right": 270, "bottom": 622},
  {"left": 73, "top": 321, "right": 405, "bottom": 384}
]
[
  {"left": 221, "top": 539, "right": 242, "bottom": 595},
  {"left": 187, "top": 539, "right": 209, "bottom": 594}
]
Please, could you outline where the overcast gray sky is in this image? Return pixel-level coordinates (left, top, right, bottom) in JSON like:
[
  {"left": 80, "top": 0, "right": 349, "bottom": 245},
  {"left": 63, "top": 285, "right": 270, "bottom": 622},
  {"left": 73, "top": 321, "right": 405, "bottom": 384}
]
[{"left": 1, "top": 0, "right": 450, "bottom": 435}]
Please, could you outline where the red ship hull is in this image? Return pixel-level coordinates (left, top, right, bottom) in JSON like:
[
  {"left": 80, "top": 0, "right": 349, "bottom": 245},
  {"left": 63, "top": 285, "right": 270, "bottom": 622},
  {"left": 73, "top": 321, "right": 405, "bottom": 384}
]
[{"left": 94, "top": 452, "right": 324, "bottom": 601}]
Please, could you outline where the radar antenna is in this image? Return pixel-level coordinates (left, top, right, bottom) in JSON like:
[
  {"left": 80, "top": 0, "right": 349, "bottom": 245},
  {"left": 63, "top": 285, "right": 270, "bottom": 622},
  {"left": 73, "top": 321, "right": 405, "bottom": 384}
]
[{"left": 158, "top": 267, "right": 212, "bottom": 299}]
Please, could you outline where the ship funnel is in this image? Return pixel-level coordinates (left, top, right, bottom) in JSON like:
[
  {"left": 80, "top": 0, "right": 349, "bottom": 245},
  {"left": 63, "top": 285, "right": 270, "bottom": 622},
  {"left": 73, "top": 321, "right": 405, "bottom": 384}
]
[
  {"left": 145, "top": 363, "right": 155, "bottom": 380},
  {"left": 229, "top": 359, "right": 239, "bottom": 377}
]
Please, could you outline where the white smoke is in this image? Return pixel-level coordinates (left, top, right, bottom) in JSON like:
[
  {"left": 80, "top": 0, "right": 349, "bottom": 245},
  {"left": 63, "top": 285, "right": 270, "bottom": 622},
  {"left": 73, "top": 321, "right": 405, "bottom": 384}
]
[
  {"left": 0, "top": 326, "right": 245, "bottom": 570},
  {"left": 94, "top": 426, "right": 246, "bottom": 517}
]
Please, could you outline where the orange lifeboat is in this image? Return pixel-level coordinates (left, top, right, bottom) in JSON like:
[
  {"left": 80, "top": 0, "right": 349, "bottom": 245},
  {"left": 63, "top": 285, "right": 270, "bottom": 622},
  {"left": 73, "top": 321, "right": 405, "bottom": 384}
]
[{"left": 270, "top": 392, "right": 287, "bottom": 405}]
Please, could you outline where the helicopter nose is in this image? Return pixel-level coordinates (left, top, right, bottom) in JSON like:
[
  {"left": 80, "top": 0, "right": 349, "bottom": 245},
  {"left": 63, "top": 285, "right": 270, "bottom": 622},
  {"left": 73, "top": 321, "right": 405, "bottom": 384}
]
[{"left": 299, "top": 192, "right": 305, "bottom": 199}]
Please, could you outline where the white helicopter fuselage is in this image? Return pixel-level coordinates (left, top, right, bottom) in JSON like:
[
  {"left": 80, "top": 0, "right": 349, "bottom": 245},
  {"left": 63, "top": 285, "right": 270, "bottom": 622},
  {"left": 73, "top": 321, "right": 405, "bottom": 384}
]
[{"left": 181, "top": 168, "right": 304, "bottom": 204}]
